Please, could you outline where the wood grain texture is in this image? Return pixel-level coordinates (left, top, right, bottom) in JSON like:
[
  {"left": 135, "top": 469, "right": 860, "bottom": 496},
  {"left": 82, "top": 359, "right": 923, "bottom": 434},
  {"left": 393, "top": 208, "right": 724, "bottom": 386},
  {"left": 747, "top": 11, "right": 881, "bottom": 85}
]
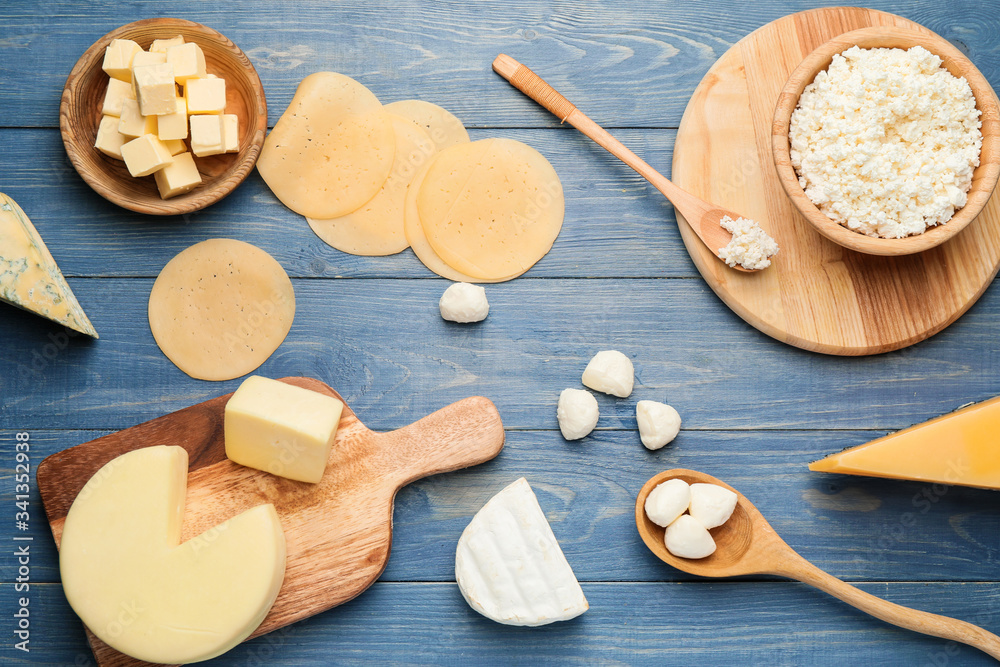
[
  {"left": 60, "top": 18, "right": 268, "bottom": 215},
  {"left": 36, "top": 378, "right": 504, "bottom": 666},
  {"left": 673, "top": 7, "right": 1000, "bottom": 355}
]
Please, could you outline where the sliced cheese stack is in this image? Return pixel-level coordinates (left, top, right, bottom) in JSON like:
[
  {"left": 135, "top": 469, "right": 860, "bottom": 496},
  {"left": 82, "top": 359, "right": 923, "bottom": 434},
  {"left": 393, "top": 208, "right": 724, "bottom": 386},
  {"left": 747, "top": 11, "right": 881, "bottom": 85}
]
[
  {"left": 258, "top": 73, "right": 564, "bottom": 279},
  {"left": 96, "top": 35, "right": 240, "bottom": 199},
  {"left": 809, "top": 396, "right": 1000, "bottom": 489},
  {"left": 59, "top": 445, "right": 286, "bottom": 664},
  {"left": 0, "top": 193, "right": 97, "bottom": 337},
  {"left": 455, "top": 477, "right": 588, "bottom": 626}
]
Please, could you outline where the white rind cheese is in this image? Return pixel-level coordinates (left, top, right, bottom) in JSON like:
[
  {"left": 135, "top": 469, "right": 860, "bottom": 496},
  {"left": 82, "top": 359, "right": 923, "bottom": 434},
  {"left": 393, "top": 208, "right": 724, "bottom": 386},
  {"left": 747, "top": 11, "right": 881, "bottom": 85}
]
[
  {"left": 455, "top": 477, "right": 588, "bottom": 626},
  {"left": 0, "top": 193, "right": 97, "bottom": 337}
]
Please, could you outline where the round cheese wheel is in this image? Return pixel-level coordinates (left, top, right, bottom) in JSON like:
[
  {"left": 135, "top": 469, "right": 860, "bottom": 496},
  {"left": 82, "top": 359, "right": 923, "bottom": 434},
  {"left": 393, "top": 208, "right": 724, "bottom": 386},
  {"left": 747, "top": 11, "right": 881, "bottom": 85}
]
[
  {"left": 148, "top": 239, "right": 295, "bottom": 381},
  {"left": 384, "top": 99, "right": 470, "bottom": 151},
  {"left": 257, "top": 72, "right": 396, "bottom": 219},
  {"left": 403, "top": 155, "right": 527, "bottom": 283},
  {"left": 416, "top": 138, "right": 564, "bottom": 280},
  {"left": 307, "top": 114, "right": 435, "bottom": 256}
]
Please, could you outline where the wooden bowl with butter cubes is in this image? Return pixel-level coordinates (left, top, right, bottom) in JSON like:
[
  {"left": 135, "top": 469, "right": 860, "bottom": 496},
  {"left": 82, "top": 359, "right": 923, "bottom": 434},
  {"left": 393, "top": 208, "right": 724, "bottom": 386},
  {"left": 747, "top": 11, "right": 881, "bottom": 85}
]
[
  {"left": 60, "top": 18, "right": 267, "bottom": 215},
  {"left": 772, "top": 26, "right": 1000, "bottom": 256}
]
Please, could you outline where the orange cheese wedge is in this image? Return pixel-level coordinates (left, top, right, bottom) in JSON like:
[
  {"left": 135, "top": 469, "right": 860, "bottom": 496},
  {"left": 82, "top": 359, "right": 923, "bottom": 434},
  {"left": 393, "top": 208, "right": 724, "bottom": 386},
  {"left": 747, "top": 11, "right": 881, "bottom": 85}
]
[{"left": 809, "top": 396, "right": 1000, "bottom": 489}]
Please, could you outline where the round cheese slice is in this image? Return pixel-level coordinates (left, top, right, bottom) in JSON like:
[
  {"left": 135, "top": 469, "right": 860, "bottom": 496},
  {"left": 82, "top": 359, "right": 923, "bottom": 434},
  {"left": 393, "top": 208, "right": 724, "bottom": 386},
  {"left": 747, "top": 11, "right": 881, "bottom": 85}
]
[
  {"left": 59, "top": 445, "right": 287, "bottom": 664},
  {"left": 417, "top": 138, "right": 564, "bottom": 280},
  {"left": 307, "top": 114, "right": 436, "bottom": 256},
  {"left": 384, "top": 99, "right": 470, "bottom": 151},
  {"left": 257, "top": 71, "right": 396, "bottom": 219},
  {"left": 455, "top": 477, "right": 588, "bottom": 626},
  {"left": 148, "top": 239, "right": 295, "bottom": 381},
  {"left": 403, "top": 156, "right": 526, "bottom": 283}
]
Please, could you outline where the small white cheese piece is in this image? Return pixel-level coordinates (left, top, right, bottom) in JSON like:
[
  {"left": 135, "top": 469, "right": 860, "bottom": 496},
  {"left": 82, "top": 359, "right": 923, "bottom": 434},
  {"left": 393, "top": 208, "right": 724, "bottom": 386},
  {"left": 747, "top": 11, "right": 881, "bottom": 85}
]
[
  {"left": 120, "top": 134, "right": 174, "bottom": 177},
  {"left": 643, "top": 478, "right": 690, "bottom": 527},
  {"left": 185, "top": 77, "right": 227, "bottom": 115},
  {"left": 101, "top": 38, "right": 141, "bottom": 82},
  {"left": 717, "top": 215, "right": 779, "bottom": 270},
  {"left": 156, "top": 97, "right": 188, "bottom": 141},
  {"left": 688, "top": 483, "right": 738, "bottom": 529},
  {"left": 150, "top": 35, "right": 184, "bottom": 54},
  {"left": 154, "top": 152, "right": 202, "bottom": 199},
  {"left": 636, "top": 400, "right": 681, "bottom": 450},
  {"left": 189, "top": 114, "right": 226, "bottom": 156},
  {"left": 59, "top": 445, "right": 286, "bottom": 664},
  {"left": 118, "top": 98, "right": 156, "bottom": 138},
  {"left": 664, "top": 514, "right": 716, "bottom": 559},
  {"left": 455, "top": 477, "right": 589, "bottom": 626},
  {"left": 134, "top": 62, "right": 178, "bottom": 116},
  {"left": 166, "top": 42, "right": 207, "bottom": 83},
  {"left": 131, "top": 50, "right": 167, "bottom": 69},
  {"left": 101, "top": 77, "right": 135, "bottom": 117},
  {"left": 556, "top": 388, "right": 599, "bottom": 440},
  {"left": 222, "top": 113, "right": 240, "bottom": 152},
  {"left": 439, "top": 282, "right": 489, "bottom": 322},
  {"left": 581, "top": 350, "right": 634, "bottom": 398},
  {"left": 163, "top": 138, "right": 188, "bottom": 156},
  {"left": 225, "top": 376, "right": 345, "bottom": 484},
  {"left": 94, "top": 114, "right": 128, "bottom": 160}
]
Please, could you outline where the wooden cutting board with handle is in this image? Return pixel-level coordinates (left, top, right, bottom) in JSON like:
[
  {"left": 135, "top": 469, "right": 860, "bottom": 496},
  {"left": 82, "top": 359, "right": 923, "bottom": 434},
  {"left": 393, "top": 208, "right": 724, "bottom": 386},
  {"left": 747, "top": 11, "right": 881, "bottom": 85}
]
[
  {"left": 672, "top": 7, "right": 1000, "bottom": 355},
  {"left": 37, "top": 377, "right": 505, "bottom": 666}
]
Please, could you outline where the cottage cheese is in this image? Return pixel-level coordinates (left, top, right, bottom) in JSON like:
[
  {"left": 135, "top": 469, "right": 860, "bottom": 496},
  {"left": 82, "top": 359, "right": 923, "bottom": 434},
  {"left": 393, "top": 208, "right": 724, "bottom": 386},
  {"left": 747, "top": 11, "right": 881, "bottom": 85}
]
[
  {"left": 789, "top": 45, "right": 982, "bottom": 238},
  {"left": 717, "top": 216, "right": 779, "bottom": 270}
]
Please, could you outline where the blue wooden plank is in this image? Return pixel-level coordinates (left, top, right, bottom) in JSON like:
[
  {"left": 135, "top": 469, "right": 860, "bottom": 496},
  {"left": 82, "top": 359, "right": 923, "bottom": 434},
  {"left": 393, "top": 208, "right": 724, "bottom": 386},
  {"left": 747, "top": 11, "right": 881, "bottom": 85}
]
[
  {"left": 0, "top": 1, "right": 997, "bottom": 129},
  {"left": 4, "top": 429, "right": 998, "bottom": 585},
  {"left": 2, "top": 581, "right": 996, "bottom": 665}
]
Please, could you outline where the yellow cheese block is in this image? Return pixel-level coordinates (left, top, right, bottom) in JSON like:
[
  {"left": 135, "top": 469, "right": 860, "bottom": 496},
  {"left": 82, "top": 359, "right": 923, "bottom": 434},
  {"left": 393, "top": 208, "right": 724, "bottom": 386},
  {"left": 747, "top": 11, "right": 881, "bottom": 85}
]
[
  {"left": 257, "top": 71, "right": 395, "bottom": 219},
  {"left": 809, "top": 396, "right": 1000, "bottom": 489},
  {"left": 59, "top": 445, "right": 286, "bottom": 664},
  {"left": 0, "top": 194, "right": 97, "bottom": 337},
  {"left": 307, "top": 114, "right": 435, "bottom": 256},
  {"left": 225, "top": 375, "right": 344, "bottom": 483}
]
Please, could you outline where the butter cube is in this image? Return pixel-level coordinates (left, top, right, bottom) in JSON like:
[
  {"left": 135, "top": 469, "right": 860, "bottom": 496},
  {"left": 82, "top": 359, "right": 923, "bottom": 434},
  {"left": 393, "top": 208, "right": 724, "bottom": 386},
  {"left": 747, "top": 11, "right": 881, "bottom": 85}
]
[
  {"left": 225, "top": 376, "right": 344, "bottom": 484},
  {"left": 149, "top": 35, "right": 184, "bottom": 53},
  {"left": 222, "top": 113, "right": 239, "bottom": 153},
  {"left": 120, "top": 134, "right": 174, "bottom": 177},
  {"left": 118, "top": 98, "right": 157, "bottom": 137},
  {"left": 131, "top": 50, "right": 166, "bottom": 69},
  {"left": 134, "top": 63, "right": 177, "bottom": 116},
  {"left": 189, "top": 114, "right": 225, "bottom": 156},
  {"left": 157, "top": 97, "right": 188, "bottom": 140},
  {"left": 185, "top": 77, "right": 226, "bottom": 114},
  {"left": 166, "top": 42, "right": 206, "bottom": 83},
  {"left": 163, "top": 138, "right": 188, "bottom": 155},
  {"left": 154, "top": 151, "right": 202, "bottom": 199},
  {"left": 94, "top": 115, "right": 128, "bottom": 160},
  {"left": 101, "top": 39, "right": 141, "bottom": 82},
  {"left": 101, "top": 77, "right": 135, "bottom": 117}
]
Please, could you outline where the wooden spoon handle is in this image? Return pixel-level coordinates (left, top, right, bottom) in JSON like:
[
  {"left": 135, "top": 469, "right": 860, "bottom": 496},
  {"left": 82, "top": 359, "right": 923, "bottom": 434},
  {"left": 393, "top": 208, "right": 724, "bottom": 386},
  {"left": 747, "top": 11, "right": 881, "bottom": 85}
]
[
  {"left": 491, "top": 54, "right": 683, "bottom": 202},
  {"left": 782, "top": 557, "right": 1000, "bottom": 659}
]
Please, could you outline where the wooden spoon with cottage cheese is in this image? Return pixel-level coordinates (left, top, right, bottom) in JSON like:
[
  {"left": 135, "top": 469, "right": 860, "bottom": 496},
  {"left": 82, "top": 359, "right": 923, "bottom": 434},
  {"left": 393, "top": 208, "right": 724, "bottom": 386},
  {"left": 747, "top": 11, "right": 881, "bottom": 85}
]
[
  {"left": 636, "top": 469, "right": 1000, "bottom": 660},
  {"left": 492, "top": 55, "right": 777, "bottom": 272}
]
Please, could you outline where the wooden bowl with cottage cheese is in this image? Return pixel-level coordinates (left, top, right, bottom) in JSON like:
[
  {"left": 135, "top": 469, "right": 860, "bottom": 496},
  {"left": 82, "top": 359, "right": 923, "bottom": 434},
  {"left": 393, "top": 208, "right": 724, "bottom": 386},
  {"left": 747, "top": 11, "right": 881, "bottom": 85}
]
[
  {"left": 772, "top": 26, "right": 1000, "bottom": 256},
  {"left": 60, "top": 18, "right": 267, "bottom": 216}
]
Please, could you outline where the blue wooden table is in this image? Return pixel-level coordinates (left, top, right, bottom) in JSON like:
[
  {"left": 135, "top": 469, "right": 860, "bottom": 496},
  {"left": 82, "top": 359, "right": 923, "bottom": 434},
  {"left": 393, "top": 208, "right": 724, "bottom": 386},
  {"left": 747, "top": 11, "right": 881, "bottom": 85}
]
[{"left": 2, "top": 1, "right": 999, "bottom": 664}]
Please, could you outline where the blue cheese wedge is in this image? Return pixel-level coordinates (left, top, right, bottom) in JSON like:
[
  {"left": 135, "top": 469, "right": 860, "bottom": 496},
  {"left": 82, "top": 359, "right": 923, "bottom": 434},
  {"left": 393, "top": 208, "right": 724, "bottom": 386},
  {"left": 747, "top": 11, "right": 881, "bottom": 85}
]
[
  {"left": 455, "top": 477, "right": 588, "bottom": 626},
  {"left": 0, "top": 193, "right": 97, "bottom": 337}
]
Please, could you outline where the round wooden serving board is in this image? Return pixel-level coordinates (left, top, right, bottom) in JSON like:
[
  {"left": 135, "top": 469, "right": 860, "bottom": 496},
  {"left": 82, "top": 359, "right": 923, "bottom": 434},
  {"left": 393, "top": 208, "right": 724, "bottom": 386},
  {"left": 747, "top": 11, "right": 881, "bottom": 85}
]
[{"left": 672, "top": 7, "right": 1000, "bottom": 355}]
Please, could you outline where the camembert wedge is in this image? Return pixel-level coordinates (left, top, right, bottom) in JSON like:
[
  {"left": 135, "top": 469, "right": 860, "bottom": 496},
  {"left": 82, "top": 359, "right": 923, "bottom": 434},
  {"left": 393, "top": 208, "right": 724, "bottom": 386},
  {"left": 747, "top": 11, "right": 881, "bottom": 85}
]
[
  {"left": 809, "top": 396, "right": 1000, "bottom": 489},
  {"left": 455, "top": 477, "right": 588, "bottom": 626},
  {"left": 0, "top": 193, "right": 97, "bottom": 337}
]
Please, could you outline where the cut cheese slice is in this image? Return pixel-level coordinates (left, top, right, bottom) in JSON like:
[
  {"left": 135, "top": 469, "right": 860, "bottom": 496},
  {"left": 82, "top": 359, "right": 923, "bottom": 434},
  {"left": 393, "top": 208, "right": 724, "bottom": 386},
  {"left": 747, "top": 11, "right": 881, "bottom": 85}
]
[
  {"left": 257, "top": 71, "right": 395, "bottom": 219},
  {"left": 0, "top": 193, "right": 97, "bottom": 337},
  {"left": 417, "top": 138, "right": 564, "bottom": 280},
  {"left": 307, "top": 114, "right": 435, "bottom": 256},
  {"left": 455, "top": 477, "right": 588, "bottom": 626},
  {"left": 148, "top": 239, "right": 295, "bottom": 381},
  {"left": 59, "top": 445, "right": 286, "bottom": 664},
  {"left": 809, "top": 396, "right": 1000, "bottom": 489},
  {"left": 403, "top": 157, "right": 526, "bottom": 283},
  {"left": 384, "top": 99, "right": 470, "bottom": 151}
]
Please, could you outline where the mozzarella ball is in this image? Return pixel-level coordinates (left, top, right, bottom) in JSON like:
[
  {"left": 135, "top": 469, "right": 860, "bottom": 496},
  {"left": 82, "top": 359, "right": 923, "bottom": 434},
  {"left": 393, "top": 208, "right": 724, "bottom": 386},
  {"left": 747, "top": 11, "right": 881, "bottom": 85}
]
[
  {"left": 688, "top": 483, "right": 738, "bottom": 529},
  {"left": 581, "top": 350, "right": 634, "bottom": 397},
  {"left": 643, "top": 478, "right": 690, "bottom": 527},
  {"left": 556, "top": 388, "right": 599, "bottom": 440},
  {"left": 664, "top": 514, "right": 716, "bottom": 559},
  {"left": 636, "top": 400, "right": 681, "bottom": 450},
  {"left": 439, "top": 282, "right": 489, "bottom": 323}
]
